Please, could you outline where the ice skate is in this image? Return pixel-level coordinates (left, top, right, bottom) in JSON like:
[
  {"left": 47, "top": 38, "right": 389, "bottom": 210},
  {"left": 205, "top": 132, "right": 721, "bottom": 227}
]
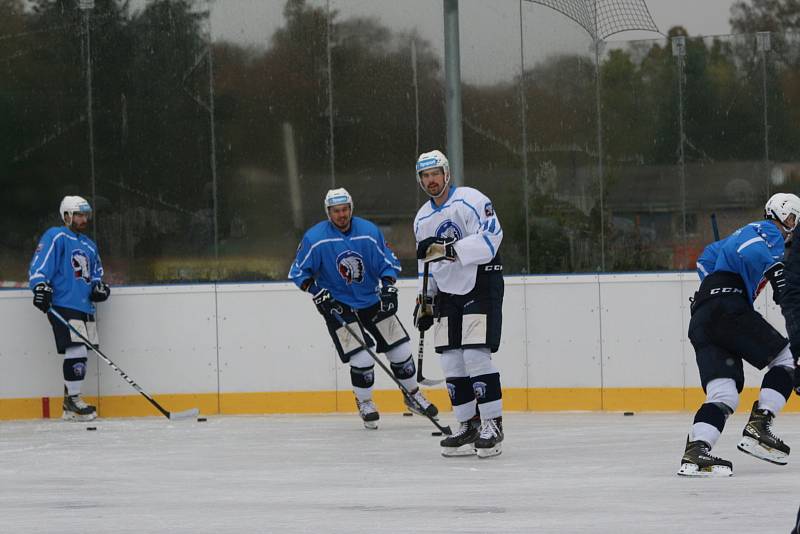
[
  {"left": 475, "top": 416, "right": 503, "bottom": 458},
  {"left": 440, "top": 415, "right": 480, "bottom": 457},
  {"left": 677, "top": 438, "right": 732, "bottom": 477},
  {"left": 404, "top": 388, "right": 439, "bottom": 419},
  {"left": 62, "top": 392, "right": 97, "bottom": 422},
  {"left": 355, "top": 397, "right": 379, "bottom": 430},
  {"left": 737, "top": 401, "right": 790, "bottom": 465}
]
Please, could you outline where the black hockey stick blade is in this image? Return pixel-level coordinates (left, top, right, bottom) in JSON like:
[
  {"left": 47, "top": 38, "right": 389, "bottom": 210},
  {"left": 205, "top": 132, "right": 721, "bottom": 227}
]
[{"left": 169, "top": 408, "right": 200, "bottom": 421}]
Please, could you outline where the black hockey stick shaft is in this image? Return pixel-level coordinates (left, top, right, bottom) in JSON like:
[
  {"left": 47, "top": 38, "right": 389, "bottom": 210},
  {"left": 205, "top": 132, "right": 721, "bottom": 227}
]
[
  {"left": 332, "top": 310, "right": 452, "bottom": 435},
  {"left": 48, "top": 308, "right": 198, "bottom": 420},
  {"left": 416, "top": 262, "right": 443, "bottom": 386},
  {"left": 711, "top": 213, "right": 720, "bottom": 241}
]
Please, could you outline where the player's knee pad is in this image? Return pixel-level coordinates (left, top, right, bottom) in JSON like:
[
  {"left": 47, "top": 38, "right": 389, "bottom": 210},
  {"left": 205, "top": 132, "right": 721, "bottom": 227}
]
[
  {"left": 350, "top": 365, "right": 375, "bottom": 389},
  {"left": 470, "top": 373, "right": 502, "bottom": 404},
  {"left": 440, "top": 349, "right": 466, "bottom": 378},
  {"left": 63, "top": 357, "right": 88, "bottom": 382},
  {"left": 390, "top": 356, "right": 416, "bottom": 380},
  {"left": 445, "top": 376, "right": 473, "bottom": 406},
  {"left": 463, "top": 347, "right": 496, "bottom": 377},
  {"left": 768, "top": 344, "right": 794, "bottom": 370},
  {"left": 705, "top": 377, "right": 739, "bottom": 414}
]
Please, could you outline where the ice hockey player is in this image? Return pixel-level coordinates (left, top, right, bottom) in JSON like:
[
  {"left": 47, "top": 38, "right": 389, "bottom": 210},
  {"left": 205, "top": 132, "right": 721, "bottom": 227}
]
[
  {"left": 28, "top": 196, "right": 110, "bottom": 421},
  {"left": 289, "top": 188, "right": 438, "bottom": 429},
  {"left": 412, "top": 150, "right": 505, "bottom": 458},
  {"left": 678, "top": 193, "right": 800, "bottom": 476}
]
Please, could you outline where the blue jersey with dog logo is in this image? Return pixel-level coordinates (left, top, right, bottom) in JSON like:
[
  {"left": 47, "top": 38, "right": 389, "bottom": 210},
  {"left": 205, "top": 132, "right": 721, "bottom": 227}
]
[
  {"left": 29, "top": 226, "right": 104, "bottom": 314},
  {"left": 289, "top": 216, "right": 401, "bottom": 309}
]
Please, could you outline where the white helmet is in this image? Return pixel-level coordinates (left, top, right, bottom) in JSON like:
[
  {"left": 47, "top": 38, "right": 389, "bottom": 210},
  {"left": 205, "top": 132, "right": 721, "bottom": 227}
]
[
  {"left": 324, "top": 188, "right": 353, "bottom": 215},
  {"left": 765, "top": 192, "right": 800, "bottom": 231},
  {"left": 416, "top": 150, "right": 450, "bottom": 198},
  {"left": 59, "top": 195, "right": 92, "bottom": 224}
]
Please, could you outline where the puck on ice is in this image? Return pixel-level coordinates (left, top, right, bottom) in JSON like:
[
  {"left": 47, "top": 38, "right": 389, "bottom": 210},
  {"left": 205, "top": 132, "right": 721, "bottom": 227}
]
[
  {"left": 402, "top": 412, "right": 413, "bottom": 417},
  {"left": 431, "top": 431, "right": 443, "bottom": 436},
  {"left": 86, "top": 426, "right": 97, "bottom": 431},
  {"left": 624, "top": 412, "right": 634, "bottom": 416},
  {"left": 197, "top": 417, "right": 207, "bottom": 422}
]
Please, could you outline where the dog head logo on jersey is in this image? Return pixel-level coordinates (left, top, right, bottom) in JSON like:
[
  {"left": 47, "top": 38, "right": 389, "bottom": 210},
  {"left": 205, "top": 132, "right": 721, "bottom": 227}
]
[
  {"left": 484, "top": 202, "right": 494, "bottom": 217},
  {"left": 435, "top": 220, "right": 462, "bottom": 241},
  {"left": 336, "top": 250, "right": 365, "bottom": 285},
  {"left": 71, "top": 250, "right": 91, "bottom": 283},
  {"left": 472, "top": 381, "right": 488, "bottom": 400},
  {"left": 446, "top": 382, "right": 456, "bottom": 401}
]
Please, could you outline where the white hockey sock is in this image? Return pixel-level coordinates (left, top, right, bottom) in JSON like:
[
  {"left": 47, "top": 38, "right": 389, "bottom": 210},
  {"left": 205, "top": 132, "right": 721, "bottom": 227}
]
[
  {"left": 690, "top": 422, "right": 721, "bottom": 448},
  {"left": 353, "top": 386, "right": 372, "bottom": 402},
  {"left": 758, "top": 387, "right": 788, "bottom": 415}
]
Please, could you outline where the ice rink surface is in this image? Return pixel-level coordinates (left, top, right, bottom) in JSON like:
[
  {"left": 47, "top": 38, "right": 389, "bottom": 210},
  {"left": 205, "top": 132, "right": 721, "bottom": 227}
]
[{"left": 2, "top": 411, "right": 799, "bottom": 533}]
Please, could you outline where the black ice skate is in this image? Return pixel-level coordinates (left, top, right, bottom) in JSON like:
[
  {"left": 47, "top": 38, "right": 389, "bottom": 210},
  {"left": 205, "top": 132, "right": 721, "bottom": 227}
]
[
  {"left": 475, "top": 416, "right": 504, "bottom": 459},
  {"left": 355, "top": 397, "right": 379, "bottom": 430},
  {"left": 440, "top": 415, "right": 480, "bottom": 457},
  {"left": 404, "top": 388, "right": 439, "bottom": 419},
  {"left": 737, "top": 401, "right": 790, "bottom": 465},
  {"left": 677, "top": 438, "right": 732, "bottom": 477},
  {"left": 62, "top": 391, "right": 97, "bottom": 422}
]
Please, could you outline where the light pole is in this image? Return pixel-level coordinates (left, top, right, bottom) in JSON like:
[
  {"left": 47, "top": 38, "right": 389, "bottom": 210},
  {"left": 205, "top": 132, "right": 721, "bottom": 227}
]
[{"left": 79, "top": 0, "right": 96, "bottom": 231}]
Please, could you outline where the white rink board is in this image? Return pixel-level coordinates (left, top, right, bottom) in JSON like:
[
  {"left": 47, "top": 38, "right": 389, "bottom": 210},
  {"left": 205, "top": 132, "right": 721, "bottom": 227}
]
[{"left": 0, "top": 273, "right": 790, "bottom": 402}]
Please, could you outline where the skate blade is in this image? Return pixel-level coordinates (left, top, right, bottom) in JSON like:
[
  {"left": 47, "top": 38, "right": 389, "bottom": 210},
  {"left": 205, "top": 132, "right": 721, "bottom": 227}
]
[
  {"left": 441, "top": 444, "right": 476, "bottom": 457},
  {"left": 62, "top": 411, "right": 97, "bottom": 422},
  {"left": 677, "top": 462, "right": 732, "bottom": 477},
  {"left": 362, "top": 421, "right": 379, "bottom": 430},
  {"left": 737, "top": 437, "right": 788, "bottom": 465},
  {"left": 477, "top": 443, "right": 503, "bottom": 459}
]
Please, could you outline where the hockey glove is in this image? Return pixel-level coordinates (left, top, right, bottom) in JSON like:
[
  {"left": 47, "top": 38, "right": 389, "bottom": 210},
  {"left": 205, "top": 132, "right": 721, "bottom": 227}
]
[
  {"left": 416, "top": 236, "right": 457, "bottom": 263},
  {"left": 765, "top": 262, "right": 787, "bottom": 305},
  {"left": 379, "top": 284, "right": 398, "bottom": 315},
  {"left": 312, "top": 288, "right": 343, "bottom": 317},
  {"left": 32, "top": 282, "right": 53, "bottom": 313},
  {"left": 413, "top": 294, "right": 435, "bottom": 332},
  {"left": 90, "top": 281, "right": 111, "bottom": 302}
]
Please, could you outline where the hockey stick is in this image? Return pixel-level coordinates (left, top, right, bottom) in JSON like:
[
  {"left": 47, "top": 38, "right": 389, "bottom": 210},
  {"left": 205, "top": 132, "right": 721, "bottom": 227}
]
[
  {"left": 711, "top": 213, "right": 720, "bottom": 241},
  {"left": 48, "top": 308, "right": 200, "bottom": 421},
  {"left": 331, "top": 309, "right": 452, "bottom": 435},
  {"left": 417, "top": 261, "right": 444, "bottom": 386}
]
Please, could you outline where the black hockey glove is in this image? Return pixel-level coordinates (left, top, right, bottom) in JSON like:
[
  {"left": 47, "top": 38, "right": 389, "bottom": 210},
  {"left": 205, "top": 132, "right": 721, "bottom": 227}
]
[
  {"left": 32, "top": 282, "right": 53, "bottom": 313},
  {"left": 379, "top": 284, "right": 398, "bottom": 315},
  {"left": 413, "top": 294, "right": 435, "bottom": 332},
  {"left": 765, "top": 262, "right": 787, "bottom": 305},
  {"left": 416, "top": 237, "right": 457, "bottom": 263},
  {"left": 90, "top": 281, "right": 111, "bottom": 302},
  {"left": 312, "top": 288, "right": 343, "bottom": 317}
]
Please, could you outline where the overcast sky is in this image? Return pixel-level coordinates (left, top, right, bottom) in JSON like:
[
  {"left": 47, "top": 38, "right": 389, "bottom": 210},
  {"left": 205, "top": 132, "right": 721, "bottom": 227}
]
[{"left": 201, "top": 0, "right": 740, "bottom": 83}]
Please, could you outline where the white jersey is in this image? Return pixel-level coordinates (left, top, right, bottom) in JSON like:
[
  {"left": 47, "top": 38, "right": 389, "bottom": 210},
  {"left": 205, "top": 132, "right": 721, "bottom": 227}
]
[{"left": 413, "top": 186, "right": 503, "bottom": 295}]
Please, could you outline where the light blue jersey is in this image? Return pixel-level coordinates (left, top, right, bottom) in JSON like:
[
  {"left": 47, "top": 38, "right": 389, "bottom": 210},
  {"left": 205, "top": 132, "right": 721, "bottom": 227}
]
[
  {"left": 289, "top": 216, "right": 401, "bottom": 309},
  {"left": 695, "top": 220, "right": 784, "bottom": 303},
  {"left": 29, "top": 226, "right": 104, "bottom": 314}
]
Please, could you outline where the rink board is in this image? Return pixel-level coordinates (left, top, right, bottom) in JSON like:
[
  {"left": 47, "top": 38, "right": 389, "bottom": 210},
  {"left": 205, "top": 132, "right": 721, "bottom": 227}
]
[{"left": 1, "top": 274, "right": 797, "bottom": 419}]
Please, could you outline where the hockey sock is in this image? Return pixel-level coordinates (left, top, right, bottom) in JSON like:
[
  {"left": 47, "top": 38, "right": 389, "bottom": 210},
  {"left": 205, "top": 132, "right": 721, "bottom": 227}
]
[
  {"left": 446, "top": 376, "right": 477, "bottom": 422},
  {"left": 690, "top": 402, "right": 729, "bottom": 448},
  {"left": 471, "top": 372, "right": 502, "bottom": 420},
  {"left": 759, "top": 365, "right": 794, "bottom": 414},
  {"left": 63, "top": 345, "right": 88, "bottom": 396}
]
